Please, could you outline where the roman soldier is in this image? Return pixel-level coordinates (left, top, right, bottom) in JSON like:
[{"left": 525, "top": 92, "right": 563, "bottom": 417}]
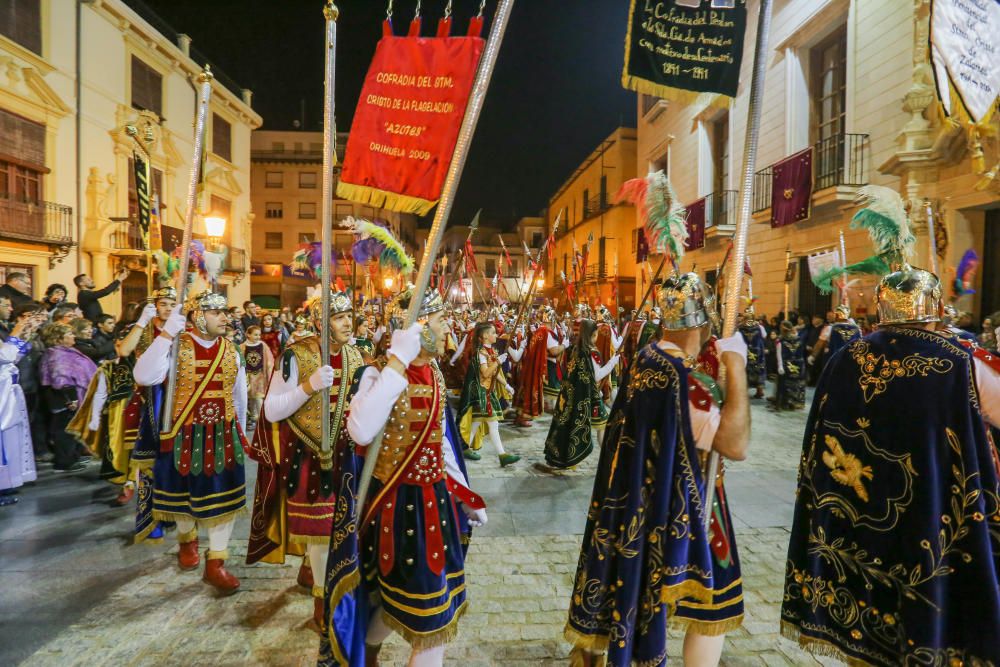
[
  {"left": 807, "top": 304, "right": 861, "bottom": 371},
  {"left": 783, "top": 267, "right": 1000, "bottom": 665},
  {"left": 567, "top": 273, "right": 750, "bottom": 666},
  {"left": 318, "top": 286, "right": 486, "bottom": 667},
  {"left": 248, "top": 291, "right": 365, "bottom": 628},
  {"left": 738, "top": 304, "right": 767, "bottom": 399},
  {"left": 133, "top": 291, "right": 248, "bottom": 594},
  {"left": 289, "top": 313, "right": 314, "bottom": 344}
]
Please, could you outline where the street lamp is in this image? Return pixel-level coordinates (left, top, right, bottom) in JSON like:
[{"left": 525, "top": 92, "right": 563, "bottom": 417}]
[
  {"left": 536, "top": 278, "right": 545, "bottom": 290},
  {"left": 204, "top": 216, "right": 227, "bottom": 291},
  {"left": 383, "top": 276, "right": 394, "bottom": 290}
]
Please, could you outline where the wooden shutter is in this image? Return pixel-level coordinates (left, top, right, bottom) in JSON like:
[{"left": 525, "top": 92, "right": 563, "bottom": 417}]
[
  {"left": 131, "top": 56, "right": 163, "bottom": 117},
  {"left": 0, "top": 0, "right": 42, "bottom": 55},
  {"left": 212, "top": 114, "right": 231, "bottom": 162},
  {"left": 0, "top": 109, "right": 45, "bottom": 170}
]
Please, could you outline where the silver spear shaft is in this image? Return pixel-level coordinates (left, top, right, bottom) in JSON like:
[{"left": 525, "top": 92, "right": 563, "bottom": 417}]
[
  {"left": 355, "top": 0, "right": 517, "bottom": 523},
  {"left": 704, "top": 0, "right": 774, "bottom": 532},
  {"left": 320, "top": 2, "right": 339, "bottom": 454},
  {"left": 161, "top": 66, "right": 213, "bottom": 434}
]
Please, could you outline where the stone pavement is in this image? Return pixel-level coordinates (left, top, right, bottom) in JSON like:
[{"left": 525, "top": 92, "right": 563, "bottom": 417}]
[{"left": 1, "top": 385, "right": 823, "bottom": 666}]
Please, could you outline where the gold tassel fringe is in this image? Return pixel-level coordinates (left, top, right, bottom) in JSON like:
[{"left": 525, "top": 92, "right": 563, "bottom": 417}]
[
  {"left": 379, "top": 601, "right": 467, "bottom": 651},
  {"left": 335, "top": 182, "right": 437, "bottom": 216}
]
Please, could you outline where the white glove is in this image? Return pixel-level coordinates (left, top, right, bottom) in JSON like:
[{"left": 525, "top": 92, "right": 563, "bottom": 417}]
[
  {"left": 611, "top": 354, "right": 621, "bottom": 366},
  {"left": 498, "top": 353, "right": 508, "bottom": 364},
  {"left": 715, "top": 333, "right": 747, "bottom": 364},
  {"left": 162, "top": 305, "right": 186, "bottom": 338},
  {"left": 778, "top": 366, "right": 785, "bottom": 376},
  {"left": 137, "top": 303, "right": 157, "bottom": 327},
  {"left": 807, "top": 355, "right": 815, "bottom": 365},
  {"left": 461, "top": 505, "right": 488, "bottom": 527},
  {"left": 308, "top": 365, "right": 335, "bottom": 393},
  {"left": 388, "top": 323, "right": 423, "bottom": 367}
]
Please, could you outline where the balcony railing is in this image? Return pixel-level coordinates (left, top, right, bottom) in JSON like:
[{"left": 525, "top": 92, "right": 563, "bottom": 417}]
[
  {"left": 110, "top": 219, "right": 146, "bottom": 252},
  {"left": 705, "top": 190, "right": 738, "bottom": 228},
  {"left": 0, "top": 198, "right": 74, "bottom": 244},
  {"left": 751, "top": 133, "right": 869, "bottom": 214}
]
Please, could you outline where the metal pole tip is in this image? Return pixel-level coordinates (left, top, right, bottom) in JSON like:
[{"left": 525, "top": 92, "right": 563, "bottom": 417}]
[{"left": 325, "top": 3, "right": 339, "bottom": 20}]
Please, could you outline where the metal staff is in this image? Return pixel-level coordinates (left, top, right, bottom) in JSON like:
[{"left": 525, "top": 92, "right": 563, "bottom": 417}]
[
  {"left": 924, "top": 200, "right": 940, "bottom": 278},
  {"left": 782, "top": 246, "right": 791, "bottom": 318},
  {"left": 161, "top": 66, "right": 213, "bottom": 435},
  {"left": 319, "top": 2, "right": 339, "bottom": 454},
  {"left": 704, "top": 0, "right": 774, "bottom": 532},
  {"left": 839, "top": 229, "right": 848, "bottom": 306},
  {"left": 506, "top": 211, "right": 560, "bottom": 346},
  {"left": 355, "top": 0, "right": 516, "bottom": 522}
]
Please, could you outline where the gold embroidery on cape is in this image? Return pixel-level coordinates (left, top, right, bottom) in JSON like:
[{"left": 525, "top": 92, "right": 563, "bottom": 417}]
[
  {"left": 849, "top": 336, "right": 954, "bottom": 403},
  {"left": 822, "top": 435, "right": 874, "bottom": 502}
]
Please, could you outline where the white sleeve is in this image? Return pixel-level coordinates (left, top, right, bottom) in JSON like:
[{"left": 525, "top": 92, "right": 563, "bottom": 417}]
[
  {"left": 235, "top": 359, "right": 247, "bottom": 432},
  {"left": 133, "top": 336, "right": 173, "bottom": 386},
  {"left": 508, "top": 342, "right": 524, "bottom": 363},
  {"left": 690, "top": 401, "right": 722, "bottom": 452},
  {"left": 759, "top": 324, "right": 767, "bottom": 338},
  {"left": 776, "top": 341, "right": 784, "bottom": 373},
  {"left": 593, "top": 356, "right": 617, "bottom": 382},
  {"left": 373, "top": 326, "right": 385, "bottom": 344},
  {"left": 449, "top": 335, "right": 468, "bottom": 365},
  {"left": 346, "top": 365, "right": 408, "bottom": 446},
  {"left": 819, "top": 325, "right": 831, "bottom": 342},
  {"left": 88, "top": 372, "right": 108, "bottom": 431},
  {"left": 263, "top": 355, "right": 312, "bottom": 422},
  {"left": 611, "top": 329, "right": 624, "bottom": 352},
  {"left": 547, "top": 333, "right": 560, "bottom": 350},
  {"left": 442, "top": 432, "right": 470, "bottom": 490},
  {"left": 974, "top": 357, "right": 1000, "bottom": 428},
  {"left": 0, "top": 341, "right": 20, "bottom": 364}
]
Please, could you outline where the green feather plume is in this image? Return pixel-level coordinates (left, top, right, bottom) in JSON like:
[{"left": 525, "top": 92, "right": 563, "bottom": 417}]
[
  {"left": 341, "top": 216, "right": 415, "bottom": 275},
  {"left": 812, "top": 256, "right": 891, "bottom": 294},
  {"left": 850, "top": 185, "right": 915, "bottom": 261},
  {"left": 616, "top": 170, "right": 688, "bottom": 263}
]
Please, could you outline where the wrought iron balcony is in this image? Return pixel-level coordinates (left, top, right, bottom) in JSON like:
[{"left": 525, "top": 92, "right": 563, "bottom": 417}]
[
  {"left": 225, "top": 247, "right": 246, "bottom": 273},
  {"left": 751, "top": 133, "right": 870, "bottom": 214},
  {"left": 705, "top": 190, "right": 738, "bottom": 228},
  {"left": 0, "top": 198, "right": 74, "bottom": 244}
]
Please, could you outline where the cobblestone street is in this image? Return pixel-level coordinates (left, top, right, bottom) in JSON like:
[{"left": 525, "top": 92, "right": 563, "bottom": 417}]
[{"left": 1, "top": 387, "right": 822, "bottom": 666}]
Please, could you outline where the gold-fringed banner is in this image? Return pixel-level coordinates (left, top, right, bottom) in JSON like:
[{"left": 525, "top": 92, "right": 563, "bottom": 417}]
[
  {"left": 133, "top": 152, "right": 151, "bottom": 248},
  {"left": 623, "top": 0, "right": 748, "bottom": 107}
]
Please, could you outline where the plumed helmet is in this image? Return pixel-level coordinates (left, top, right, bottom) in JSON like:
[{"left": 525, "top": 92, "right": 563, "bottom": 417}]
[
  {"left": 657, "top": 272, "right": 717, "bottom": 331},
  {"left": 387, "top": 284, "right": 445, "bottom": 332},
  {"left": 306, "top": 290, "right": 352, "bottom": 320},
  {"left": 835, "top": 304, "right": 851, "bottom": 319},
  {"left": 185, "top": 290, "right": 227, "bottom": 313},
  {"left": 876, "top": 267, "right": 941, "bottom": 325}
]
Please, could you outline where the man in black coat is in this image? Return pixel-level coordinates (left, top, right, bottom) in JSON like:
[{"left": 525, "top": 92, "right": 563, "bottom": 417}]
[
  {"left": 0, "top": 272, "right": 34, "bottom": 308},
  {"left": 75, "top": 268, "right": 129, "bottom": 322}
]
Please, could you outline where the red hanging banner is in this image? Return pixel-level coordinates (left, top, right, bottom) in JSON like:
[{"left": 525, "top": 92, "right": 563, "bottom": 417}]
[{"left": 337, "top": 30, "right": 485, "bottom": 216}]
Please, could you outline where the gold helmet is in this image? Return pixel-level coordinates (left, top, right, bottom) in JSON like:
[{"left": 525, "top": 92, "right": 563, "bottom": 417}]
[
  {"left": 657, "top": 273, "right": 717, "bottom": 331},
  {"left": 387, "top": 285, "right": 445, "bottom": 332},
  {"left": 150, "top": 286, "right": 177, "bottom": 302},
  {"left": 185, "top": 291, "right": 227, "bottom": 335},
  {"left": 306, "top": 290, "right": 352, "bottom": 320},
  {"left": 834, "top": 304, "right": 851, "bottom": 319},
  {"left": 876, "top": 268, "right": 941, "bottom": 325}
]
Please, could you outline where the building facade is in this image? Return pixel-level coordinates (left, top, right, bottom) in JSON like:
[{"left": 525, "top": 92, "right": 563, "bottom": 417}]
[
  {"left": 248, "top": 129, "right": 420, "bottom": 310},
  {"left": 0, "top": 0, "right": 261, "bottom": 314},
  {"left": 544, "top": 127, "right": 639, "bottom": 314},
  {"left": 635, "top": 0, "right": 1000, "bottom": 324}
]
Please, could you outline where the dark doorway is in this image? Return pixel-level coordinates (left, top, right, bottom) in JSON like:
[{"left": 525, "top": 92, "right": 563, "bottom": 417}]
[
  {"left": 797, "top": 257, "right": 831, "bottom": 320},
  {"left": 981, "top": 209, "right": 1000, "bottom": 319},
  {"left": 122, "top": 270, "right": 148, "bottom": 307}
]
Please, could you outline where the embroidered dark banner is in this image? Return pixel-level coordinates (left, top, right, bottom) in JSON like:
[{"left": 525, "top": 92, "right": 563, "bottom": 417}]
[
  {"left": 133, "top": 152, "right": 151, "bottom": 248},
  {"left": 685, "top": 196, "right": 706, "bottom": 250},
  {"left": 623, "top": 0, "right": 748, "bottom": 105},
  {"left": 770, "top": 147, "right": 813, "bottom": 229}
]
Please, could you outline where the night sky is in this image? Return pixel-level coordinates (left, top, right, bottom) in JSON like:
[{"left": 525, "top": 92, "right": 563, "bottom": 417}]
[{"left": 137, "top": 0, "right": 637, "bottom": 227}]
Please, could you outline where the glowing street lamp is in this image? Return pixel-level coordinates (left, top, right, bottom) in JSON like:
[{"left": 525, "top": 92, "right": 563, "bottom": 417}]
[
  {"left": 205, "top": 216, "right": 227, "bottom": 244},
  {"left": 383, "top": 276, "right": 394, "bottom": 290}
]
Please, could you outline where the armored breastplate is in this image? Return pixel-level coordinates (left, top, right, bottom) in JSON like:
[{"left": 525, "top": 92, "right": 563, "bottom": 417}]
[
  {"left": 373, "top": 365, "right": 445, "bottom": 486},
  {"left": 170, "top": 334, "right": 238, "bottom": 427}
]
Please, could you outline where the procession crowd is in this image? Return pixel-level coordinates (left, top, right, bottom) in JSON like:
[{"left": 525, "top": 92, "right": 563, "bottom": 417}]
[{"left": 4, "top": 187, "right": 1000, "bottom": 666}]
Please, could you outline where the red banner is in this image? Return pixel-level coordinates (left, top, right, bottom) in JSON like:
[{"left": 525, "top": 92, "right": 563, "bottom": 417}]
[
  {"left": 337, "top": 32, "right": 485, "bottom": 216},
  {"left": 771, "top": 147, "right": 813, "bottom": 229},
  {"left": 685, "top": 197, "right": 706, "bottom": 251}
]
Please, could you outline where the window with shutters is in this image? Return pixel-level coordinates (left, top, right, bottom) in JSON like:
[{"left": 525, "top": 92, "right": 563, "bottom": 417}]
[
  {"left": 485, "top": 258, "right": 496, "bottom": 278},
  {"left": 299, "top": 172, "right": 317, "bottom": 189},
  {"left": 131, "top": 56, "right": 163, "bottom": 117},
  {"left": 265, "top": 171, "right": 283, "bottom": 188},
  {"left": 0, "top": 0, "right": 42, "bottom": 55},
  {"left": 265, "top": 202, "right": 283, "bottom": 219},
  {"left": 298, "top": 232, "right": 315, "bottom": 244},
  {"left": 265, "top": 232, "right": 283, "bottom": 249},
  {"left": 0, "top": 109, "right": 45, "bottom": 170},
  {"left": 299, "top": 202, "right": 317, "bottom": 219},
  {"left": 127, "top": 158, "right": 164, "bottom": 221},
  {"left": 212, "top": 114, "right": 231, "bottom": 162}
]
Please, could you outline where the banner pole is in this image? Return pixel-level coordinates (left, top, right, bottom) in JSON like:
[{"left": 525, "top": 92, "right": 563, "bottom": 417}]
[
  {"left": 161, "top": 67, "right": 213, "bottom": 435},
  {"left": 782, "top": 246, "right": 791, "bottom": 318},
  {"left": 838, "top": 229, "right": 848, "bottom": 306},
  {"left": 356, "top": 0, "right": 517, "bottom": 522},
  {"left": 703, "top": 0, "right": 773, "bottom": 532},
  {"left": 320, "top": 2, "right": 339, "bottom": 454},
  {"left": 924, "top": 200, "right": 940, "bottom": 278}
]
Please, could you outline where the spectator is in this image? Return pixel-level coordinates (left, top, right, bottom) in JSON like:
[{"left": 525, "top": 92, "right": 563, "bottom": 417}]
[
  {"left": 241, "top": 300, "right": 261, "bottom": 331},
  {"left": 92, "top": 314, "right": 118, "bottom": 359},
  {"left": 51, "top": 303, "right": 82, "bottom": 325},
  {"left": 43, "top": 284, "right": 68, "bottom": 312},
  {"left": 38, "top": 322, "right": 97, "bottom": 472},
  {"left": 72, "top": 318, "right": 115, "bottom": 363},
  {"left": 12, "top": 303, "right": 49, "bottom": 461},
  {"left": 0, "top": 272, "right": 33, "bottom": 308},
  {"left": 113, "top": 302, "right": 143, "bottom": 339},
  {"left": 228, "top": 306, "right": 246, "bottom": 344},
  {"left": 0, "top": 296, "right": 12, "bottom": 341},
  {"left": 75, "top": 268, "right": 128, "bottom": 323}
]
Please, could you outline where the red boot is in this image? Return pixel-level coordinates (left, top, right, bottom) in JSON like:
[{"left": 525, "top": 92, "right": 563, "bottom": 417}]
[
  {"left": 203, "top": 554, "right": 240, "bottom": 595},
  {"left": 312, "top": 596, "right": 325, "bottom": 632},
  {"left": 114, "top": 484, "right": 135, "bottom": 506},
  {"left": 365, "top": 643, "right": 382, "bottom": 667},
  {"left": 178, "top": 539, "right": 200, "bottom": 571},
  {"left": 297, "top": 560, "right": 314, "bottom": 590},
  {"left": 514, "top": 417, "right": 533, "bottom": 428}
]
